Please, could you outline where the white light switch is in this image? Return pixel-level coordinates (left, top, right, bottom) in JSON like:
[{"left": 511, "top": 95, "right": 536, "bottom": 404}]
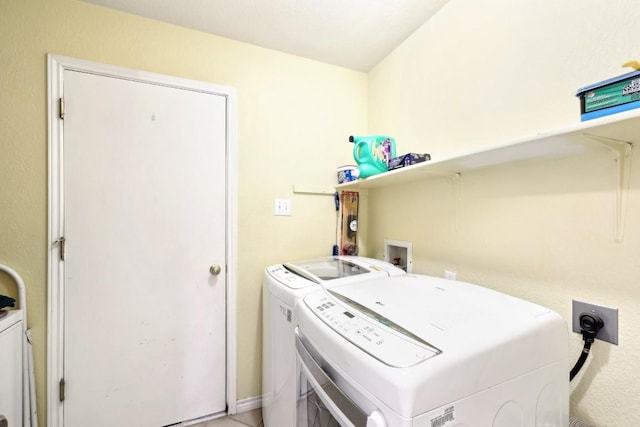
[{"left": 275, "top": 198, "right": 291, "bottom": 216}]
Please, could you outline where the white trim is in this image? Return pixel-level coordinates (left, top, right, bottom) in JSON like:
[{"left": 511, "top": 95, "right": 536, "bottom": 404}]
[
  {"left": 181, "top": 395, "right": 261, "bottom": 427},
  {"left": 46, "top": 54, "right": 238, "bottom": 427},
  {"left": 235, "top": 395, "right": 263, "bottom": 413},
  {"left": 47, "top": 54, "right": 65, "bottom": 427},
  {"left": 225, "top": 64, "right": 239, "bottom": 417}
]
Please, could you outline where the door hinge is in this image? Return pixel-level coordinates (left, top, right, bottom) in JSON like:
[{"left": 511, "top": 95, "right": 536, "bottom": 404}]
[
  {"left": 58, "top": 97, "right": 65, "bottom": 120},
  {"left": 54, "top": 236, "right": 66, "bottom": 261},
  {"left": 59, "top": 378, "right": 65, "bottom": 402}
]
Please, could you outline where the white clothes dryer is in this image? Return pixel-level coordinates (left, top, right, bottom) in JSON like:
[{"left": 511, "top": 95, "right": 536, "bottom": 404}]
[
  {"left": 295, "top": 274, "right": 569, "bottom": 427},
  {"left": 0, "top": 310, "right": 23, "bottom": 427},
  {"left": 262, "top": 256, "right": 405, "bottom": 427}
]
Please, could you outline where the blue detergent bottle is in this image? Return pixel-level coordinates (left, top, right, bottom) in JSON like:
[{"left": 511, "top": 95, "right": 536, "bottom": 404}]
[{"left": 349, "top": 135, "right": 396, "bottom": 179}]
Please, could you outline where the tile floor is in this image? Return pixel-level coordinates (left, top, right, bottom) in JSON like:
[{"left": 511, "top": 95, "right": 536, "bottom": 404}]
[{"left": 192, "top": 408, "right": 263, "bottom": 427}]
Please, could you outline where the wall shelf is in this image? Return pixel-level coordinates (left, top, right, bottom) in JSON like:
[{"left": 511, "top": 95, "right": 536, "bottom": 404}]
[
  {"left": 336, "top": 109, "right": 638, "bottom": 192},
  {"left": 337, "top": 109, "right": 637, "bottom": 242}
]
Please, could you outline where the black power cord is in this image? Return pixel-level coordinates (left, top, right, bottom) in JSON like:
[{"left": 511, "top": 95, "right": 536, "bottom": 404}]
[
  {"left": 570, "top": 312, "right": 604, "bottom": 381},
  {"left": 0, "top": 294, "right": 16, "bottom": 310}
]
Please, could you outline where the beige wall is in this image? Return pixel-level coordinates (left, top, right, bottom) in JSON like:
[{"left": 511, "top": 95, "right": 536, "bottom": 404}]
[
  {"left": 0, "top": 0, "right": 366, "bottom": 424},
  {"left": 367, "top": 0, "right": 640, "bottom": 425},
  {"left": 3, "top": 0, "right": 639, "bottom": 425}
]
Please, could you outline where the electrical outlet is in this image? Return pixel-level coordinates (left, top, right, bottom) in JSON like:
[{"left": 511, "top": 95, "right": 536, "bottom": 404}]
[
  {"left": 445, "top": 270, "right": 456, "bottom": 280},
  {"left": 572, "top": 300, "right": 618, "bottom": 345}
]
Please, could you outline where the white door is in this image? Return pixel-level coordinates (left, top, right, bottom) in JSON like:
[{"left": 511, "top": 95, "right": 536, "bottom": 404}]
[{"left": 62, "top": 69, "right": 227, "bottom": 427}]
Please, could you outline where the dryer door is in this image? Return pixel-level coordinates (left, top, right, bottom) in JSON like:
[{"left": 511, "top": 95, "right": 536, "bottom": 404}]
[{"left": 295, "top": 330, "right": 387, "bottom": 427}]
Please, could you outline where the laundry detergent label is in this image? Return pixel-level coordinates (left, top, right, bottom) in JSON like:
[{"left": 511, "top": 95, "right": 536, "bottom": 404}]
[
  {"left": 430, "top": 406, "right": 455, "bottom": 427},
  {"left": 279, "top": 305, "right": 292, "bottom": 323},
  {"left": 584, "top": 78, "right": 640, "bottom": 112}
]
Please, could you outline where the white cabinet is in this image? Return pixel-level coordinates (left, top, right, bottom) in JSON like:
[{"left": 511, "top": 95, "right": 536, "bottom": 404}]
[{"left": 0, "top": 310, "right": 22, "bottom": 427}]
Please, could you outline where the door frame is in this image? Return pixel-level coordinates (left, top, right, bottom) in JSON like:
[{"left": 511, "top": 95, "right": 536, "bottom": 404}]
[{"left": 46, "top": 54, "right": 238, "bottom": 427}]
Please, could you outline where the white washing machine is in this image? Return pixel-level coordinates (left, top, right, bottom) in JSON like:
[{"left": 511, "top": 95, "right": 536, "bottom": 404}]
[
  {"left": 262, "top": 256, "right": 405, "bottom": 427},
  {"left": 0, "top": 310, "right": 23, "bottom": 427},
  {"left": 295, "top": 274, "right": 569, "bottom": 427}
]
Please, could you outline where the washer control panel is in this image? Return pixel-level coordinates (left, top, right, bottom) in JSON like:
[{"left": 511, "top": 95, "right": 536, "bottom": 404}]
[
  {"left": 266, "top": 265, "right": 316, "bottom": 289},
  {"left": 304, "top": 292, "right": 439, "bottom": 367}
]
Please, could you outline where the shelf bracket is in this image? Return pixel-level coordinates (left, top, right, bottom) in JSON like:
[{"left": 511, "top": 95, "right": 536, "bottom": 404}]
[
  {"left": 293, "top": 185, "right": 337, "bottom": 196},
  {"left": 582, "top": 133, "right": 633, "bottom": 243}
]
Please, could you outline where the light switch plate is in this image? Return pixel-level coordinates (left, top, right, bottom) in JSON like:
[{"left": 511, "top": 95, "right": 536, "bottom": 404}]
[{"left": 274, "top": 198, "right": 291, "bottom": 216}]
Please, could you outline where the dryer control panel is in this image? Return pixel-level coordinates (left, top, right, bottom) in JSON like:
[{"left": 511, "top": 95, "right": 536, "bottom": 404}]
[
  {"left": 267, "top": 258, "right": 386, "bottom": 290},
  {"left": 266, "top": 265, "right": 316, "bottom": 289},
  {"left": 304, "top": 292, "right": 439, "bottom": 368}
]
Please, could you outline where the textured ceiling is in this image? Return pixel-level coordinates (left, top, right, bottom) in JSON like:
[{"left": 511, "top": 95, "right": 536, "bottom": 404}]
[{"left": 82, "top": 0, "right": 450, "bottom": 71}]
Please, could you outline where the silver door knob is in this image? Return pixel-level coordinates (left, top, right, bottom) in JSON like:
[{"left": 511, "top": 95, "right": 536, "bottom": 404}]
[{"left": 209, "top": 264, "right": 222, "bottom": 276}]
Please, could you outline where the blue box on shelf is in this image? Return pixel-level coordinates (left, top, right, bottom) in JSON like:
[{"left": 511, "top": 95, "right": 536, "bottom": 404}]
[
  {"left": 389, "top": 153, "right": 431, "bottom": 171},
  {"left": 576, "top": 69, "right": 640, "bottom": 121}
]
